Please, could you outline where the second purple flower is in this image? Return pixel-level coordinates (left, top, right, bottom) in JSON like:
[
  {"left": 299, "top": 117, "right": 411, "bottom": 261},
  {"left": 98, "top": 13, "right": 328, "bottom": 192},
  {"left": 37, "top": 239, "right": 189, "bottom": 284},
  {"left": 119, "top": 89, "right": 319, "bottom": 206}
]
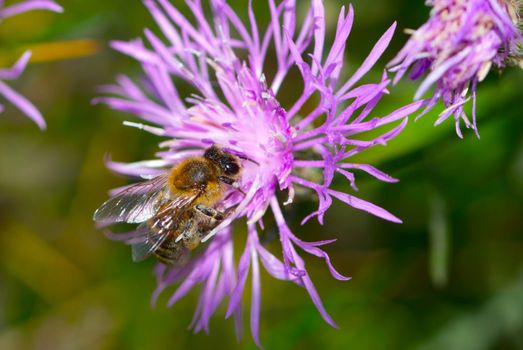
[{"left": 389, "top": 0, "right": 522, "bottom": 137}]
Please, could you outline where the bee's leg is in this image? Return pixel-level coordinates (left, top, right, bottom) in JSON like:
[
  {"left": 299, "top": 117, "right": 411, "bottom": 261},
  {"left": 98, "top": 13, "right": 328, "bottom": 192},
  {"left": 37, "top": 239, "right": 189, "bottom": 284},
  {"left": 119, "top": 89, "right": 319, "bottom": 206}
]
[
  {"left": 183, "top": 233, "right": 200, "bottom": 250},
  {"left": 194, "top": 204, "right": 226, "bottom": 221},
  {"left": 222, "top": 203, "right": 239, "bottom": 216},
  {"left": 194, "top": 204, "right": 239, "bottom": 235},
  {"left": 156, "top": 240, "right": 189, "bottom": 266},
  {"left": 217, "top": 176, "right": 245, "bottom": 195},
  {"left": 178, "top": 217, "right": 202, "bottom": 251},
  {"left": 217, "top": 176, "right": 234, "bottom": 185}
]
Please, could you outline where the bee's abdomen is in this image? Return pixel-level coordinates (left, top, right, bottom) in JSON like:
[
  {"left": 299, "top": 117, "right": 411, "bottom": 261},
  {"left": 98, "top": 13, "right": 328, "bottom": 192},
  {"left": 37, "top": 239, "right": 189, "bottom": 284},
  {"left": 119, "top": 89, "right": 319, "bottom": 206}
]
[
  {"left": 154, "top": 237, "right": 187, "bottom": 265},
  {"left": 150, "top": 212, "right": 192, "bottom": 266}
]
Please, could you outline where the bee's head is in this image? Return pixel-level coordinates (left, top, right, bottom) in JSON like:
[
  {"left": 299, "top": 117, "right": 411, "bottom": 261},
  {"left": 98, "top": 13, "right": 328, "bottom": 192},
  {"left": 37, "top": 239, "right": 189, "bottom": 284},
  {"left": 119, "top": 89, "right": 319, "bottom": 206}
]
[{"left": 204, "top": 145, "right": 241, "bottom": 176}]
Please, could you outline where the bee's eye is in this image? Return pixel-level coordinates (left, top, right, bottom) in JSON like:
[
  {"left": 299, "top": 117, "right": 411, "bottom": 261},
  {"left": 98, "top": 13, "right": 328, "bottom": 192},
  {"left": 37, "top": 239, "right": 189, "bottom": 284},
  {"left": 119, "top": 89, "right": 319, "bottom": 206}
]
[{"left": 223, "top": 161, "right": 239, "bottom": 175}]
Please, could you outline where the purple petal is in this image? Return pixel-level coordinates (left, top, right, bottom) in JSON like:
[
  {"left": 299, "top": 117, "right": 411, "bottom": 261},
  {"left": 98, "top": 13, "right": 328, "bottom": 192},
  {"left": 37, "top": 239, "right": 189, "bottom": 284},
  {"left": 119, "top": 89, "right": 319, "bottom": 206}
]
[
  {"left": 414, "top": 48, "right": 471, "bottom": 100},
  {"left": 250, "top": 245, "right": 262, "bottom": 348},
  {"left": 226, "top": 233, "right": 252, "bottom": 318},
  {"left": 339, "top": 163, "right": 398, "bottom": 183},
  {"left": 336, "top": 22, "right": 396, "bottom": 97},
  {"left": 198, "top": 259, "right": 221, "bottom": 332},
  {"left": 324, "top": 5, "right": 354, "bottom": 73},
  {"left": 310, "top": 0, "right": 325, "bottom": 75},
  {"left": 256, "top": 243, "right": 302, "bottom": 285},
  {"left": 110, "top": 40, "right": 159, "bottom": 65},
  {"left": 288, "top": 241, "right": 338, "bottom": 328},
  {"left": 328, "top": 189, "right": 402, "bottom": 223},
  {"left": 0, "top": 80, "right": 45, "bottom": 129},
  {"left": 167, "top": 275, "right": 199, "bottom": 307},
  {"left": 1, "top": 0, "right": 63, "bottom": 18},
  {"left": 290, "top": 235, "right": 351, "bottom": 281},
  {"left": 0, "top": 51, "right": 31, "bottom": 80}
]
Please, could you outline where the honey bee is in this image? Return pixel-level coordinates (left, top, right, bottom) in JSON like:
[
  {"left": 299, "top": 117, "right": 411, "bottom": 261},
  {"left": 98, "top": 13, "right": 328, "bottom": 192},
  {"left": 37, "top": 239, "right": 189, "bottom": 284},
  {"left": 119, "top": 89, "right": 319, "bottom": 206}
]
[{"left": 93, "top": 145, "right": 243, "bottom": 265}]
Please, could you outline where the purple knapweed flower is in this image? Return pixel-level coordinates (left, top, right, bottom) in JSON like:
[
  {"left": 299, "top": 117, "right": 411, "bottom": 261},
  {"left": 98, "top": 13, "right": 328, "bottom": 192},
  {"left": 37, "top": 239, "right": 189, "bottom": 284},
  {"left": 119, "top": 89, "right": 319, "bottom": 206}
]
[
  {"left": 0, "top": 0, "right": 63, "bottom": 129},
  {"left": 96, "top": 0, "right": 425, "bottom": 345},
  {"left": 389, "top": 0, "right": 522, "bottom": 137}
]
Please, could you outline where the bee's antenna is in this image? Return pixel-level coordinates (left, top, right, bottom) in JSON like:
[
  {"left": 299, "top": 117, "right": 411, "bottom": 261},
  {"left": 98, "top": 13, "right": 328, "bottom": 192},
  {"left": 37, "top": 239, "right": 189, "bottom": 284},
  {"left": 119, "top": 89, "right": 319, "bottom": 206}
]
[
  {"left": 219, "top": 176, "right": 247, "bottom": 196},
  {"left": 221, "top": 147, "right": 260, "bottom": 166},
  {"left": 238, "top": 154, "right": 260, "bottom": 166}
]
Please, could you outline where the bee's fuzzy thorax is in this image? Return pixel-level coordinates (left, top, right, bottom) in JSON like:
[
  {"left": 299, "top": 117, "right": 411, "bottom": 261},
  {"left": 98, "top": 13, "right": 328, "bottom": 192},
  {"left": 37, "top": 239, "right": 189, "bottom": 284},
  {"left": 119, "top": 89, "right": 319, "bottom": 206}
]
[{"left": 167, "top": 157, "right": 223, "bottom": 207}]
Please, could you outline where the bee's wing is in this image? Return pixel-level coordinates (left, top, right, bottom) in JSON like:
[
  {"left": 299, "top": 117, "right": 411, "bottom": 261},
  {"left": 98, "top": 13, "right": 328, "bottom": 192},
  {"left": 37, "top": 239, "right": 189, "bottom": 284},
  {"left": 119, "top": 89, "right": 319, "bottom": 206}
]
[
  {"left": 93, "top": 174, "right": 169, "bottom": 224},
  {"left": 130, "top": 222, "right": 166, "bottom": 262},
  {"left": 130, "top": 191, "right": 201, "bottom": 262}
]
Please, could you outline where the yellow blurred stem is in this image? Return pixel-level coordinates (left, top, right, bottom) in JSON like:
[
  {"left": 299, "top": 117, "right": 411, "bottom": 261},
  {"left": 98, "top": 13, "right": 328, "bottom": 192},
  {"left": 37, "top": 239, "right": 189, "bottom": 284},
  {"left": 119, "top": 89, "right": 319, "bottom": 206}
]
[{"left": 0, "top": 39, "right": 101, "bottom": 66}]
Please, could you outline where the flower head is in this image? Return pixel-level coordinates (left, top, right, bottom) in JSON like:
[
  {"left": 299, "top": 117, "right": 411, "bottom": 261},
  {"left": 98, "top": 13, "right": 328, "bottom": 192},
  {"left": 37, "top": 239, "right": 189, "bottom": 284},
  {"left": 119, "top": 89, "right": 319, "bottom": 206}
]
[
  {"left": 97, "top": 0, "right": 424, "bottom": 345},
  {"left": 389, "top": 0, "right": 522, "bottom": 137},
  {"left": 0, "top": 0, "right": 63, "bottom": 129}
]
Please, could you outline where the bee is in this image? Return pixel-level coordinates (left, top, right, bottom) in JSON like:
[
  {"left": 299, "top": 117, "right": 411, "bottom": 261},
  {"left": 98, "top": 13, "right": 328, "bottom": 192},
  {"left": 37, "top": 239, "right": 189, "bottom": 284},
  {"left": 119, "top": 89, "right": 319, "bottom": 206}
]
[{"left": 93, "top": 145, "right": 243, "bottom": 265}]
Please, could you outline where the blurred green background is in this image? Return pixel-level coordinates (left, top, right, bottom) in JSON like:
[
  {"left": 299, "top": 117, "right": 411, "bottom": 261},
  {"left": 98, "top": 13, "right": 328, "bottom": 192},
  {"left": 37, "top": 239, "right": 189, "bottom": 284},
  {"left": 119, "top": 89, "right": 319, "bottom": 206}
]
[{"left": 1, "top": 0, "right": 522, "bottom": 349}]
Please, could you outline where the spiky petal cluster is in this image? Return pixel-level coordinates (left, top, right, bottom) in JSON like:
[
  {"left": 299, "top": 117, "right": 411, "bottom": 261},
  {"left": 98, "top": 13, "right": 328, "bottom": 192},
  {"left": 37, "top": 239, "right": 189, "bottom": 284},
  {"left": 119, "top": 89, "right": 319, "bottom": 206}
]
[
  {"left": 389, "top": 0, "right": 522, "bottom": 137},
  {"left": 98, "top": 0, "right": 425, "bottom": 345},
  {"left": 0, "top": 0, "right": 63, "bottom": 129}
]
